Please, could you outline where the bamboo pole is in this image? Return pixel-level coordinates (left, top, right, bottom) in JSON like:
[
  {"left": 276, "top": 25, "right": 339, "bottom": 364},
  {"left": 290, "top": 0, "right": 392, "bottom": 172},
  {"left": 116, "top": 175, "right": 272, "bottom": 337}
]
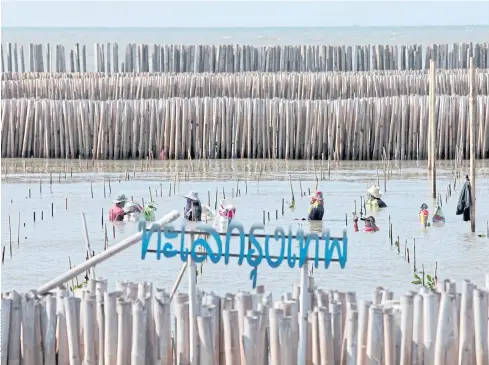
[
  {"left": 36, "top": 211, "right": 180, "bottom": 294},
  {"left": 469, "top": 57, "right": 477, "bottom": 233},
  {"left": 429, "top": 59, "right": 437, "bottom": 198}
]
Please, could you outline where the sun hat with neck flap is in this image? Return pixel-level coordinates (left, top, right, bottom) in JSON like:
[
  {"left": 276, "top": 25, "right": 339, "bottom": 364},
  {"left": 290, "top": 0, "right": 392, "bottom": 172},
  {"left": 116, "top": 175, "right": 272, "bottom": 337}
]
[
  {"left": 113, "top": 194, "right": 127, "bottom": 204},
  {"left": 367, "top": 186, "right": 382, "bottom": 199},
  {"left": 184, "top": 191, "right": 199, "bottom": 201}
]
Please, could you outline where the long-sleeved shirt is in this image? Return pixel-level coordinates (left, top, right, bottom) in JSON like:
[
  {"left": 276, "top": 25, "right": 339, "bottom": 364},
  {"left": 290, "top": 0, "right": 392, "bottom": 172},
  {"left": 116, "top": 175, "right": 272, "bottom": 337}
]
[
  {"left": 185, "top": 199, "right": 202, "bottom": 221},
  {"left": 109, "top": 205, "right": 125, "bottom": 221}
]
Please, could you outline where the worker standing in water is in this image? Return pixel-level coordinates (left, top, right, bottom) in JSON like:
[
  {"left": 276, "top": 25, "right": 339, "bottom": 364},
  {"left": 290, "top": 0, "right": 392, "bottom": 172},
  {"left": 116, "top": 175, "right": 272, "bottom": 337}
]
[
  {"left": 419, "top": 203, "right": 429, "bottom": 227},
  {"left": 109, "top": 194, "right": 127, "bottom": 222},
  {"left": 366, "top": 185, "right": 387, "bottom": 210},
  {"left": 184, "top": 191, "right": 202, "bottom": 221},
  {"left": 308, "top": 191, "right": 325, "bottom": 221}
]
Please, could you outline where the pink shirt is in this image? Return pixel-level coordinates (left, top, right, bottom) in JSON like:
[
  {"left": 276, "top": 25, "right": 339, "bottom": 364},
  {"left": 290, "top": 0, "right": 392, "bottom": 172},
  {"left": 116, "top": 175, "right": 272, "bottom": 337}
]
[{"left": 109, "top": 205, "right": 124, "bottom": 221}]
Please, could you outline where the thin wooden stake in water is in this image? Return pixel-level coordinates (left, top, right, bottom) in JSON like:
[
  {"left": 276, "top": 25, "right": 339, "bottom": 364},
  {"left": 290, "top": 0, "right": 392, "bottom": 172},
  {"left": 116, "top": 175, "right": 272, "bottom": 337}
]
[
  {"left": 215, "top": 188, "right": 218, "bottom": 210},
  {"left": 17, "top": 212, "right": 20, "bottom": 245},
  {"left": 8, "top": 215, "right": 12, "bottom": 258},
  {"left": 413, "top": 239, "right": 417, "bottom": 272},
  {"left": 288, "top": 174, "right": 295, "bottom": 203},
  {"left": 469, "top": 57, "right": 477, "bottom": 233},
  {"left": 429, "top": 58, "right": 437, "bottom": 198},
  {"left": 321, "top": 153, "right": 324, "bottom": 180},
  {"left": 81, "top": 212, "right": 96, "bottom": 279}
]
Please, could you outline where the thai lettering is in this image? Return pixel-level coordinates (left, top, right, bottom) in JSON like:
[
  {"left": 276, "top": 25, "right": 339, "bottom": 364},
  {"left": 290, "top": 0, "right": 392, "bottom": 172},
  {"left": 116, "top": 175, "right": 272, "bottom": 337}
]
[{"left": 140, "top": 221, "right": 348, "bottom": 288}]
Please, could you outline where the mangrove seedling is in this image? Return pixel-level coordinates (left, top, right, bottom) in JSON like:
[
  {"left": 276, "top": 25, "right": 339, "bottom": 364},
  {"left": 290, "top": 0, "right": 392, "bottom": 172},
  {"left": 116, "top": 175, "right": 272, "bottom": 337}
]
[
  {"left": 70, "top": 276, "right": 89, "bottom": 292},
  {"left": 411, "top": 271, "right": 436, "bottom": 291}
]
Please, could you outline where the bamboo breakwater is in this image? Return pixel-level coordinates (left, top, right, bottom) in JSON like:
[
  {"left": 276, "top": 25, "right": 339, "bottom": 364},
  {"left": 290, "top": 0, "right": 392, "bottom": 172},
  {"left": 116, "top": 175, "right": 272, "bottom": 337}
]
[
  {"left": 2, "top": 70, "right": 489, "bottom": 100},
  {"left": 2, "top": 96, "right": 489, "bottom": 160},
  {"left": 2, "top": 277, "right": 489, "bottom": 365},
  {"left": 1, "top": 42, "right": 488, "bottom": 73}
]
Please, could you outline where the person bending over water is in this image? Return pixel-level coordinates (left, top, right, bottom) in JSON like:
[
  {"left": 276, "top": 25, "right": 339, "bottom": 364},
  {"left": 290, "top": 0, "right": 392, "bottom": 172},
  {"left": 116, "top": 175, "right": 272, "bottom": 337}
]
[
  {"left": 366, "top": 185, "right": 387, "bottom": 210},
  {"left": 109, "top": 194, "right": 127, "bottom": 222},
  {"left": 308, "top": 191, "right": 325, "bottom": 221},
  {"left": 184, "top": 191, "right": 202, "bottom": 221}
]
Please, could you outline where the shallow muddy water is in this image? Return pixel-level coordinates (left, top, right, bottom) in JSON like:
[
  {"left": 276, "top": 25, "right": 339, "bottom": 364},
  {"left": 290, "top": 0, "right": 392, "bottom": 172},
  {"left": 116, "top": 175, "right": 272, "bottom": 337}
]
[{"left": 2, "top": 158, "right": 489, "bottom": 298}]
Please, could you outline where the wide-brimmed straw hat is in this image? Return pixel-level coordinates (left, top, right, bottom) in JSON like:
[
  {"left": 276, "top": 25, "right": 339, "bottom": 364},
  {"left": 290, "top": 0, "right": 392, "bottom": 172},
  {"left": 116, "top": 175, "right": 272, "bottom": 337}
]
[
  {"left": 113, "top": 194, "right": 127, "bottom": 204},
  {"left": 367, "top": 186, "right": 382, "bottom": 199},
  {"left": 184, "top": 191, "right": 199, "bottom": 201}
]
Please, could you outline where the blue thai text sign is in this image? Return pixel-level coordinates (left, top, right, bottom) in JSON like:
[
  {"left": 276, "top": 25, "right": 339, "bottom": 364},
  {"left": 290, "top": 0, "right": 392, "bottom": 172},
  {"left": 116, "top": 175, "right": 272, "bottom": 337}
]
[{"left": 139, "top": 221, "right": 348, "bottom": 288}]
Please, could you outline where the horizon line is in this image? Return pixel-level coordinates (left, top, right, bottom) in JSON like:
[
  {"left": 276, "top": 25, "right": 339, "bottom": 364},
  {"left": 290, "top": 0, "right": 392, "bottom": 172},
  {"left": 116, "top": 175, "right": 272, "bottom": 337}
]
[{"left": 3, "top": 24, "right": 489, "bottom": 30}]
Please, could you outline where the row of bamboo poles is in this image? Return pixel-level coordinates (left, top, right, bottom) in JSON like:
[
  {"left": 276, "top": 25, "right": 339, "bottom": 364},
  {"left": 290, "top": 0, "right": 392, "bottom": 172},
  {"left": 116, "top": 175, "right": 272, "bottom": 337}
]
[
  {"left": 5, "top": 69, "right": 486, "bottom": 81},
  {"left": 2, "top": 276, "right": 489, "bottom": 365},
  {"left": 2, "top": 69, "right": 489, "bottom": 100},
  {"left": 1, "top": 42, "right": 488, "bottom": 73},
  {"left": 1, "top": 95, "right": 489, "bottom": 160}
]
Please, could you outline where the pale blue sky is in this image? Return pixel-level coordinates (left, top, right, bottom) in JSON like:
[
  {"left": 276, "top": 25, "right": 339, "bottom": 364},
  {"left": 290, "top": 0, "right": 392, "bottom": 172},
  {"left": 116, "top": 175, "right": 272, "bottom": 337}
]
[{"left": 2, "top": 1, "right": 489, "bottom": 28}]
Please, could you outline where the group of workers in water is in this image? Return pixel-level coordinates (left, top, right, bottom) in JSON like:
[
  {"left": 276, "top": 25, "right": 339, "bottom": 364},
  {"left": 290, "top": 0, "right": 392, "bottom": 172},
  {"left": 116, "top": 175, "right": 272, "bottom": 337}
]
[
  {"left": 306, "top": 182, "right": 445, "bottom": 232},
  {"left": 109, "top": 191, "right": 203, "bottom": 222},
  {"left": 109, "top": 181, "right": 445, "bottom": 231}
]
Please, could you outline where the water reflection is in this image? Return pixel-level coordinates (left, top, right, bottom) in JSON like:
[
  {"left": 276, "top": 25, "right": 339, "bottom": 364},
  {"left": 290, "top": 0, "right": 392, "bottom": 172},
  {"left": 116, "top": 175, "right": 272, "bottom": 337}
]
[{"left": 308, "top": 221, "right": 324, "bottom": 234}]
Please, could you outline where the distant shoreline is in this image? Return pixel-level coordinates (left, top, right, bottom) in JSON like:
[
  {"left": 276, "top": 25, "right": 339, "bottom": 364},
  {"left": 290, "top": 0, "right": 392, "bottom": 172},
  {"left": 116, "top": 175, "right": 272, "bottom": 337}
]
[{"left": 3, "top": 25, "right": 489, "bottom": 31}]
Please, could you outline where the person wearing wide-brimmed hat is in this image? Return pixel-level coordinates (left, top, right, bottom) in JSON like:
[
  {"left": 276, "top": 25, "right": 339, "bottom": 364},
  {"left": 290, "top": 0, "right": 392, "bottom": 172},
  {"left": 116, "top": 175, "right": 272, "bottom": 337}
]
[
  {"left": 109, "top": 193, "right": 128, "bottom": 221},
  {"left": 308, "top": 191, "right": 325, "bottom": 221},
  {"left": 184, "top": 191, "right": 202, "bottom": 221},
  {"left": 366, "top": 185, "right": 387, "bottom": 210}
]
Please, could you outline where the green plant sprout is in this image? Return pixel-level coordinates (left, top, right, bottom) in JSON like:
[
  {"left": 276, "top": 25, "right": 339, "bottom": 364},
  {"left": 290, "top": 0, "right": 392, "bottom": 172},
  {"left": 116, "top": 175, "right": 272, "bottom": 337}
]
[
  {"left": 69, "top": 275, "right": 89, "bottom": 292},
  {"left": 411, "top": 266, "right": 437, "bottom": 291}
]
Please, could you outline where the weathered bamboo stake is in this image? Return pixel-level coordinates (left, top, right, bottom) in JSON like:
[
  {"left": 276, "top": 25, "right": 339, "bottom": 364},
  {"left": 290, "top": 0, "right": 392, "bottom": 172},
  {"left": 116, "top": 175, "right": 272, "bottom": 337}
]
[
  {"left": 429, "top": 59, "right": 437, "bottom": 198},
  {"left": 469, "top": 57, "right": 477, "bottom": 233},
  {"left": 1, "top": 293, "right": 12, "bottom": 365},
  {"left": 423, "top": 292, "right": 439, "bottom": 365},
  {"left": 473, "top": 288, "right": 488, "bottom": 365}
]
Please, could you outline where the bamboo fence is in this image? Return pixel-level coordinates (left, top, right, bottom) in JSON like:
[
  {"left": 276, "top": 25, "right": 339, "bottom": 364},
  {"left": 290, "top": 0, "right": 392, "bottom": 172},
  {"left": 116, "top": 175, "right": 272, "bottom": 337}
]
[
  {"left": 1, "top": 96, "right": 489, "bottom": 160},
  {"left": 2, "top": 70, "right": 489, "bottom": 100},
  {"left": 1, "top": 42, "right": 488, "bottom": 73},
  {"left": 2, "top": 277, "right": 489, "bottom": 365}
]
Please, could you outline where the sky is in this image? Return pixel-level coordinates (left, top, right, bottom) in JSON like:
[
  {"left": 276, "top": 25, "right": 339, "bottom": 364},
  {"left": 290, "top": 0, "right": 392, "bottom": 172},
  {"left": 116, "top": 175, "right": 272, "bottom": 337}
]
[{"left": 1, "top": 0, "right": 489, "bottom": 28}]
